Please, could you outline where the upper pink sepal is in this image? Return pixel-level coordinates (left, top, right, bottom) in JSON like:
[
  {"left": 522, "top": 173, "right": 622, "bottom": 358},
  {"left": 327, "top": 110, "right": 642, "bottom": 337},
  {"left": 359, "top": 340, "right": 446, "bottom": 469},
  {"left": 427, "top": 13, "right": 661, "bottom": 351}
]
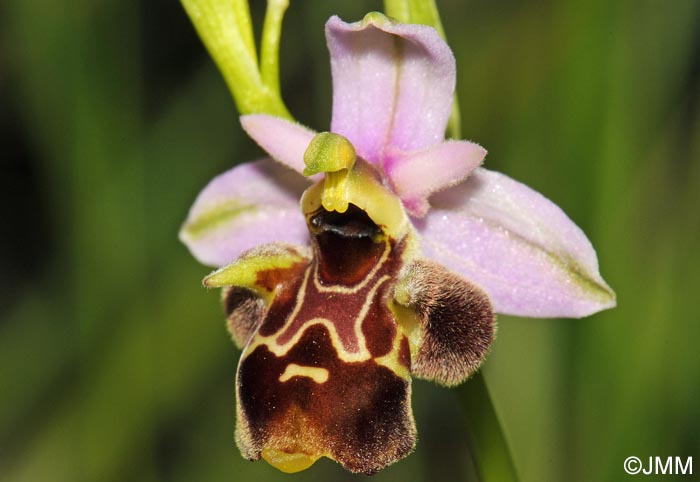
[
  {"left": 179, "top": 159, "right": 310, "bottom": 267},
  {"left": 325, "top": 14, "right": 456, "bottom": 163},
  {"left": 416, "top": 168, "right": 616, "bottom": 318}
]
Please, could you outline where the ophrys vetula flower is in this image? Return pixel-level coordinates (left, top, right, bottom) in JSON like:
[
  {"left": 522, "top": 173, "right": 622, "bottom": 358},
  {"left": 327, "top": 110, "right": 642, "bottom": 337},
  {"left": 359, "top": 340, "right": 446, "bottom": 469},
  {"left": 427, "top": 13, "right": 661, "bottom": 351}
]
[{"left": 180, "top": 13, "right": 615, "bottom": 475}]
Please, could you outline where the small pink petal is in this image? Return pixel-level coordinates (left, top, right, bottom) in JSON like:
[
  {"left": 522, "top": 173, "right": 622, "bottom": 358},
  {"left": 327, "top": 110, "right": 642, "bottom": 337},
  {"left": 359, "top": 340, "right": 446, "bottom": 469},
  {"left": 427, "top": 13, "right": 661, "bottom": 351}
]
[
  {"left": 386, "top": 140, "right": 486, "bottom": 217},
  {"left": 240, "top": 115, "right": 317, "bottom": 177},
  {"left": 401, "top": 196, "right": 431, "bottom": 218},
  {"left": 416, "top": 168, "right": 616, "bottom": 318},
  {"left": 179, "top": 159, "right": 310, "bottom": 267},
  {"left": 326, "top": 15, "right": 455, "bottom": 163}
]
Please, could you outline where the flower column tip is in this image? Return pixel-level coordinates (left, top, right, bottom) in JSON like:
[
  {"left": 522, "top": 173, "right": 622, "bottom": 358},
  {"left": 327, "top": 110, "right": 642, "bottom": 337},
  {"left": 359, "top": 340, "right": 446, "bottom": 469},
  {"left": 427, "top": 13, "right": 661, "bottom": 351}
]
[{"left": 303, "top": 132, "right": 357, "bottom": 213}]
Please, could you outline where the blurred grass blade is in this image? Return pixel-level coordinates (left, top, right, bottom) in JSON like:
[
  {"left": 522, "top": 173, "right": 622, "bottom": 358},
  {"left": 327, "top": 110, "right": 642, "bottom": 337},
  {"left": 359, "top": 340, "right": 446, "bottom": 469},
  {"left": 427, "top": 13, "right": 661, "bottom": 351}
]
[{"left": 457, "top": 373, "right": 520, "bottom": 482}]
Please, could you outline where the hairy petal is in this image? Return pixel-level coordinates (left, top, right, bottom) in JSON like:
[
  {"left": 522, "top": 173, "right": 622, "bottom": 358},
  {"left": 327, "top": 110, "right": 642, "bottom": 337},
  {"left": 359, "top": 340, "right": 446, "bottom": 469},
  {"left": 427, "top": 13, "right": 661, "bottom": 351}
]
[
  {"left": 416, "top": 168, "right": 616, "bottom": 318},
  {"left": 241, "top": 114, "right": 318, "bottom": 176},
  {"left": 326, "top": 14, "right": 455, "bottom": 163},
  {"left": 386, "top": 140, "right": 486, "bottom": 217},
  {"left": 179, "top": 159, "right": 310, "bottom": 267}
]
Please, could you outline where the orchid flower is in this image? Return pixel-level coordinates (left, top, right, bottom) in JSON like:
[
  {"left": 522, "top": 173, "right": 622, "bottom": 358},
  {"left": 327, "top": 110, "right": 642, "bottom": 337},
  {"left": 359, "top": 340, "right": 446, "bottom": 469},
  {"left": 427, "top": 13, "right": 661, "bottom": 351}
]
[{"left": 180, "top": 12, "right": 615, "bottom": 476}]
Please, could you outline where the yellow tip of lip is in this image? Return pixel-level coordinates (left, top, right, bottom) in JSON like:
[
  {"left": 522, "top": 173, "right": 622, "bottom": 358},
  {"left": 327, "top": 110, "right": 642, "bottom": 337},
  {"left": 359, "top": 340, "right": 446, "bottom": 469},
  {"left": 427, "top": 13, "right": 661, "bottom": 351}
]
[{"left": 261, "top": 448, "right": 320, "bottom": 473}]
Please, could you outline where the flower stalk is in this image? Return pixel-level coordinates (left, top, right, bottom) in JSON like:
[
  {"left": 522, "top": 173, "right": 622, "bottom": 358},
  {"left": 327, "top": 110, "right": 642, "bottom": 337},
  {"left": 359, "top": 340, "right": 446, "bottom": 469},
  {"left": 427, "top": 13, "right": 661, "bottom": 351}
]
[
  {"left": 181, "top": 0, "right": 291, "bottom": 118},
  {"left": 260, "top": 0, "right": 289, "bottom": 96}
]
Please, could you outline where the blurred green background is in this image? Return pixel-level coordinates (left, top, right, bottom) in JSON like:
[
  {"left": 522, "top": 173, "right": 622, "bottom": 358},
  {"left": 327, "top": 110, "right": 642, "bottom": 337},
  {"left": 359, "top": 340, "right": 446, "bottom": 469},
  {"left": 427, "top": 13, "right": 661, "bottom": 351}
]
[{"left": 1, "top": 1, "right": 699, "bottom": 481}]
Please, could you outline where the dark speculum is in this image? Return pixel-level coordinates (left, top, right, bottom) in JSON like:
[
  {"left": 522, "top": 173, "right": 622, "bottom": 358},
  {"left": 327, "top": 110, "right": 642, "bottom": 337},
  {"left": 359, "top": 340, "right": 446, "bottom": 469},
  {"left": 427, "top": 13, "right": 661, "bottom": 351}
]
[
  {"left": 309, "top": 205, "right": 386, "bottom": 286},
  {"left": 309, "top": 204, "right": 382, "bottom": 240}
]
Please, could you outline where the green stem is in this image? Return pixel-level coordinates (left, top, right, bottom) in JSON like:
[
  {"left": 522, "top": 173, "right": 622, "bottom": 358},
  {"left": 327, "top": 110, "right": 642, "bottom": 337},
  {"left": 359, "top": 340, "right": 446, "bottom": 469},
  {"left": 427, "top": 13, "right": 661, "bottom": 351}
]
[
  {"left": 231, "top": 0, "right": 258, "bottom": 65},
  {"left": 384, "top": 0, "right": 410, "bottom": 24},
  {"left": 260, "top": 0, "right": 289, "bottom": 97},
  {"left": 457, "top": 372, "right": 520, "bottom": 482},
  {"left": 385, "top": 0, "right": 445, "bottom": 36},
  {"left": 181, "top": 0, "right": 291, "bottom": 119},
  {"left": 448, "top": 95, "right": 462, "bottom": 139},
  {"left": 383, "top": 0, "right": 461, "bottom": 138}
]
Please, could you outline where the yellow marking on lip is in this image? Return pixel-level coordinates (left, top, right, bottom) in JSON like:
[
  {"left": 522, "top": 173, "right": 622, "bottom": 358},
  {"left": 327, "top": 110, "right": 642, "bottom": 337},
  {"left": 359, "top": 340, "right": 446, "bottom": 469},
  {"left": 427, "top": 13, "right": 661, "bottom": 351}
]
[
  {"left": 270, "top": 318, "right": 371, "bottom": 362},
  {"left": 374, "top": 331, "right": 411, "bottom": 380},
  {"left": 279, "top": 364, "right": 330, "bottom": 384},
  {"left": 312, "top": 241, "right": 391, "bottom": 294},
  {"left": 284, "top": 265, "right": 312, "bottom": 331},
  {"left": 266, "top": 274, "right": 391, "bottom": 361},
  {"left": 242, "top": 273, "right": 391, "bottom": 363},
  {"left": 390, "top": 300, "right": 424, "bottom": 360}
]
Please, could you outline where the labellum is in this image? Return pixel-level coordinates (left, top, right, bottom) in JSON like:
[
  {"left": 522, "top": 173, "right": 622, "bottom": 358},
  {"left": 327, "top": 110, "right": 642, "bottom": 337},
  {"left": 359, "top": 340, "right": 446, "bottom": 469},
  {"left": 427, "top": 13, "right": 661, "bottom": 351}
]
[{"left": 204, "top": 133, "right": 495, "bottom": 474}]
